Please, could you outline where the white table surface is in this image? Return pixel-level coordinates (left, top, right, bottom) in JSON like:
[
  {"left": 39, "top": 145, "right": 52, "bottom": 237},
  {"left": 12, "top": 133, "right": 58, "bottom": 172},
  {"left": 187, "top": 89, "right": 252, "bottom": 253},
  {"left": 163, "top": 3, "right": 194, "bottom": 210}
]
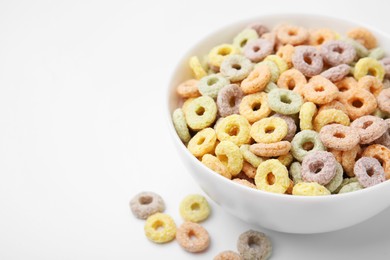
[{"left": 1, "top": 0, "right": 390, "bottom": 259}]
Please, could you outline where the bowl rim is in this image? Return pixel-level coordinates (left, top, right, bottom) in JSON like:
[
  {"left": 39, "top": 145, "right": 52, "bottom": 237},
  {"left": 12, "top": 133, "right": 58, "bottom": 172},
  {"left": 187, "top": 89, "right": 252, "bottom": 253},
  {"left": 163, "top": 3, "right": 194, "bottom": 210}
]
[{"left": 166, "top": 12, "right": 390, "bottom": 202}]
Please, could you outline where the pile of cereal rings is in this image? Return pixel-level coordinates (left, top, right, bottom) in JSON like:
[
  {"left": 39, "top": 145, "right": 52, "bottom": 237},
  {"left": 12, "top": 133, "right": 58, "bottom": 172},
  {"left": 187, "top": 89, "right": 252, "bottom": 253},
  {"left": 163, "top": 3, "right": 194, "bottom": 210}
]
[{"left": 172, "top": 22, "right": 390, "bottom": 196}]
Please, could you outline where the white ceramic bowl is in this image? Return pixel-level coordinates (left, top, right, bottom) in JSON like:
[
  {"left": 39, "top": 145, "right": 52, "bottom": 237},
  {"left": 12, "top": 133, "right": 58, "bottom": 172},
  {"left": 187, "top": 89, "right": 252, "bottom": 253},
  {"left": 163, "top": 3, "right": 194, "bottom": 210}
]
[{"left": 167, "top": 13, "right": 390, "bottom": 234}]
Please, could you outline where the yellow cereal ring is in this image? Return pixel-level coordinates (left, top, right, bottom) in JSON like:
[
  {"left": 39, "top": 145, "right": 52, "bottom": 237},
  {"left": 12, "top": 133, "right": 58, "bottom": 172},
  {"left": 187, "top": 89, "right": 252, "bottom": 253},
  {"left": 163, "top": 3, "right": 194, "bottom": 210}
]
[
  {"left": 264, "top": 54, "right": 288, "bottom": 73},
  {"left": 215, "top": 114, "right": 251, "bottom": 146},
  {"left": 172, "top": 108, "right": 191, "bottom": 143},
  {"left": 208, "top": 44, "right": 240, "bottom": 68},
  {"left": 276, "top": 44, "right": 295, "bottom": 68},
  {"left": 299, "top": 102, "right": 317, "bottom": 130},
  {"left": 239, "top": 144, "right": 264, "bottom": 168},
  {"left": 188, "top": 128, "right": 217, "bottom": 158},
  {"left": 313, "top": 109, "right": 350, "bottom": 132},
  {"left": 250, "top": 117, "right": 288, "bottom": 143},
  {"left": 233, "top": 28, "right": 258, "bottom": 50},
  {"left": 144, "top": 213, "right": 176, "bottom": 243},
  {"left": 215, "top": 141, "right": 243, "bottom": 177},
  {"left": 277, "top": 153, "right": 293, "bottom": 167},
  {"left": 318, "top": 100, "right": 348, "bottom": 115},
  {"left": 292, "top": 182, "right": 331, "bottom": 196},
  {"left": 239, "top": 92, "right": 272, "bottom": 123},
  {"left": 183, "top": 96, "right": 217, "bottom": 131},
  {"left": 179, "top": 194, "right": 211, "bottom": 222},
  {"left": 255, "top": 159, "right": 291, "bottom": 194},
  {"left": 201, "top": 154, "right": 231, "bottom": 179},
  {"left": 189, "top": 56, "right": 207, "bottom": 80},
  {"left": 353, "top": 57, "right": 385, "bottom": 81}
]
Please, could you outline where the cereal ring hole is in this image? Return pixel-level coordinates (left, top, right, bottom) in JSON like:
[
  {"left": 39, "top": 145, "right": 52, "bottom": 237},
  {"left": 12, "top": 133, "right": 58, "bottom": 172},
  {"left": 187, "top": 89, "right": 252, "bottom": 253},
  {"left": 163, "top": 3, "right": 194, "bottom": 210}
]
[
  {"left": 309, "top": 161, "right": 324, "bottom": 174},
  {"left": 197, "top": 137, "right": 205, "bottom": 145},
  {"left": 368, "top": 68, "right": 377, "bottom": 77},
  {"left": 218, "top": 47, "right": 232, "bottom": 56},
  {"left": 240, "top": 39, "right": 248, "bottom": 47},
  {"left": 229, "top": 96, "right": 236, "bottom": 107},
  {"left": 152, "top": 220, "right": 164, "bottom": 231},
  {"left": 139, "top": 196, "right": 153, "bottom": 205},
  {"left": 188, "top": 229, "right": 197, "bottom": 240},
  {"left": 232, "top": 64, "right": 242, "bottom": 70},
  {"left": 303, "top": 55, "right": 312, "bottom": 65},
  {"left": 362, "top": 120, "right": 373, "bottom": 129},
  {"left": 207, "top": 77, "right": 218, "bottom": 86},
  {"left": 196, "top": 106, "right": 205, "bottom": 116},
  {"left": 218, "top": 154, "right": 228, "bottom": 164},
  {"left": 367, "top": 167, "right": 375, "bottom": 177},
  {"left": 303, "top": 141, "right": 314, "bottom": 151},
  {"left": 351, "top": 99, "right": 364, "bottom": 108},
  {"left": 266, "top": 172, "right": 276, "bottom": 185},
  {"left": 339, "top": 86, "right": 349, "bottom": 92},
  {"left": 227, "top": 125, "right": 240, "bottom": 136},
  {"left": 253, "top": 46, "right": 260, "bottom": 52},
  {"left": 314, "top": 85, "right": 325, "bottom": 92},
  {"left": 333, "top": 132, "right": 345, "bottom": 139},
  {"left": 287, "top": 79, "right": 296, "bottom": 90},
  {"left": 252, "top": 102, "right": 261, "bottom": 111},
  {"left": 191, "top": 203, "right": 200, "bottom": 211},
  {"left": 332, "top": 46, "right": 344, "bottom": 54},
  {"left": 248, "top": 235, "right": 262, "bottom": 249},
  {"left": 265, "top": 126, "right": 275, "bottom": 134},
  {"left": 288, "top": 30, "right": 297, "bottom": 36},
  {"left": 317, "top": 37, "right": 324, "bottom": 45},
  {"left": 281, "top": 95, "right": 292, "bottom": 104}
]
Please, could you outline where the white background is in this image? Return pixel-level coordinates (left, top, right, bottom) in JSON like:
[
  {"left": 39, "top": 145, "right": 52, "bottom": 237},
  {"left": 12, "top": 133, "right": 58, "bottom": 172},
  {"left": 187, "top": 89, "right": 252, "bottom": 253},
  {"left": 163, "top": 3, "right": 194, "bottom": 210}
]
[{"left": 1, "top": 0, "right": 390, "bottom": 259}]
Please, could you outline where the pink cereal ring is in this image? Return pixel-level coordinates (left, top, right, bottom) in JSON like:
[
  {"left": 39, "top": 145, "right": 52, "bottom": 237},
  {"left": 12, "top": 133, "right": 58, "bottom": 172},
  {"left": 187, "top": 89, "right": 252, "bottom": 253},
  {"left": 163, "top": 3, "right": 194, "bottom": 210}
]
[
  {"left": 319, "top": 124, "right": 360, "bottom": 151},
  {"left": 380, "top": 57, "right": 390, "bottom": 78},
  {"left": 243, "top": 39, "right": 274, "bottom": 63},
  {"left": 292, "top": 46, "right": 324, "bottom": 77},
  {"left": 272, "top": 113, "right": 297, "bottom": 142},
  {"left": 354, "top": 157, "right": 386, "bottom": 188},
  {"left": 350, "top": 115, "right": 387, "bottom": 144},
  {"left": 320, "top": 40, "right": 356, "bottom": 66},
  {"left": 374, "top": 119, "right": 390, "bottom": 148},
  {"left": 301, "top": 151, "right": 337, "bottom": 185},
  {"left": 377, "top": 88, "right": 390, "bottom": 114},
  {"left": 217, "top": 84, "right": 244, "bottom": 117},
  {"left": 320, "top": 64, "right": 351, "bottom": 82},
  {"left": 250, "top": 141, "right": 291, "bottom": 157},
  {"left": 248, "top": 23, "right": 269, "bottom": 37}
]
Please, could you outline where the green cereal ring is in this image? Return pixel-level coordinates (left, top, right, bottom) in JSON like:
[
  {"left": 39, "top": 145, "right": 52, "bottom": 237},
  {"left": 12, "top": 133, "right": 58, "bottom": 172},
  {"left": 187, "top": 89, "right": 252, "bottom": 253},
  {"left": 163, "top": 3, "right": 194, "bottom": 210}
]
[
  {"left": 256, "top": 60, "right": 280, "bottom": 82},
  {"left": 198, "top": 74, "right": 230, "bottom": 99},
  {"left": 172, "top": 108, "right": 191, "bottom": 143},
  {"left": 343, "top": 38, "right": 369, "bottom": 58},
  {"left": 338, "top": 182, "right": 363, "bottom": 194},
  {"left": 264, "top": 82, "right": 278, "bottom": 93},
  {"left": 233, "top": 28, "right": 259, "bottom": 50},
  {"left": 179, "top": 194, "right": 211, "bottom": 222},
  {"left": 264, "top": 54, "right": 288, "bottom": 73},
  {"left": 215, "top": 114, "right": 251, "bottom": 146},
  {"left": 369, "top": 47, "right": 386, "bottom": 60},
  {"left": 290, "top": 161, "right": 303, "bottom": 184},
  {"left": 184, "top": 96, "right": 217, "bottom": 130},
  {"left": 216, "top": 141, "right": 243, "bottom": 177},
  {"left": 240, "top": 144, "right": 264, "bottom": 168},
  {"left": 208, "top": 44, "right": 240, "bottom": 68},
  {"left": 268, "top": 88, "right": 303, "bottom": 115},
  {"left": 334, "top": 177, "right": 358, "bottom": 193},
  {"left": 325, "top": 162, "right": 343, "bottom": 193},
  {"left": 291, "top": 130, "right": 325, "bottom": 161},
  {"left": 187, "top": 128, "right": 217, "bottom": 158},
  {"left": 220, "top": 55, "right": 254, "bottom": 82},
  {"left": 354, "top": 57, "right": 385, "bottom": 81}
]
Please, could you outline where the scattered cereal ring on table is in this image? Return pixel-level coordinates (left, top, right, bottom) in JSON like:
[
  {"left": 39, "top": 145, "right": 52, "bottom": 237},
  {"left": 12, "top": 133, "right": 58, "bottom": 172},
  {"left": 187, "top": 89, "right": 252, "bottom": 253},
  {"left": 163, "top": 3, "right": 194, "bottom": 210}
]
[
  {"left": 208, "top": 44, "right": 240, "bottom": 68},
  {"left": 320, "top": 40, "right": 356, "bottom": 66},
  {"left": 214, "top": 250, "right": 243, "bottom": 260},
  {"left": 347, "top": 27, "right": 377, "bottom": 49},
  {"left": 354, "top": 157, "right": 386, "bottom": 188},
  {"left": 239, "top": 92, "right": 271, "bottom": 123},
  {"left": 302, "top": 75, "right": 339, "bottom": 105},
  {"left": 144, "top": 213, "right": 176, "bottom": 243},
  {"left": 255, "top": 159, "right": 291, "bottom": 194},
  {"left": 215, "top": 114, "right": 251, "bottom": 146},
  {"left": 350, "top": 115, "right": 387, "bottom": 144},
  {"left": 176, "top": 79, "right": 200, "bottom": 98},
  {"left": 179, "top": 194, "right": 211, "bottom": 223},
  {"left": 130, "top": 192, "right": 165, "bottom": 220},
  {"left": 237, "top": 230, "right": 272, "bottom": 260},
  {"left": 319, "top": 124, "right": 360, "bottom": 151},
  {"left": 189, "top": 56, "right": 207, "bottom": 80},
  {"left": 188, "top": 128, "right": 217, "bottom": 158},
  {"left": 198, "top": 74, "right": 230, "bottom": 99},
  {"left": 250, "top": 117, "right": 288, "bottom": 143},
  {"left": 301, "top": 151, "right": 337, "bottom": 185},
  {"left": 216, "top": 141, "right": 244, "bottom": 177},
  {"left": 267, "top": 88, "right": 303, "bottom": 115},
  {"left": 220, "top": 54, "right": 254, "bottom": 82},
  {"left": 353, "top": 57, "right": 385, "bottom": 81},
  {"left": 292, "top": 182, "right": 331, "bottom": 196},
  {"left": 250, "top": 141, "right": 291, "bottom": 157},
  {"left": 176, "top": 222, "right": 210, "bottom": 253},
  {"left": 217, "top": 84, "right": 244, "bottom": 117},
  {"left": 292, "top": 46, "right": 323, "bottom": 77},
  {"left": 202, "top": 154, "right": 231, "bottom": 179},
  {"left": 290, "top": 130, "right": 325, "bottom": 161},
  {"left": 172, "top": 108, "right": 191, "bottom": 143},
  {"left": 241, "top": 65, "right": 271, "bottom": 94}
]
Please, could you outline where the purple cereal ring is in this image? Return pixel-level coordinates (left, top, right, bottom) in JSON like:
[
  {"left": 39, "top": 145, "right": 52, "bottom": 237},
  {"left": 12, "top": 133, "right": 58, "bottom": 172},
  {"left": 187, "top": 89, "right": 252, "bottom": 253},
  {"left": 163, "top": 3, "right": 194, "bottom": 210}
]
[
  {"left": 319, "top": 124, "right": 360, "bottom": 151},
  {"left": 320, "top": 40, "right": 356, "bottom": 66},
  {"left": 247, "top": 23, "right": 269, "bottom": 37},
  {"left": 301, "top": 151, "right": 337, "bottom": 185},
  {"left": 380, "top": 57, "right": 390, "bottom": 78},
  {"left": 243, "top": 39, "right": 274, "bottom": 63},
  {"left": 354, "top": 157, "right": 386, "bottom": 188},
  {"left": 320, "top": 64, "right": 351, "bottom": 82},
  {"left": 292, "top": 46, "right": 323, "bottom": 77},
  {"left": 217, "top": 84, "right": 244, "bottom": 117},
  {"left": 374, "top": 118, "right": 390, "bottom": 148},
  {"left": 272, "top": 113, "right": 297, "bottom": 142},
  {"left": 350, "top": 115, "right": 387, "bottom": 144},
  {"left": 377, "top": 88, "right": 390, "bottom": 114}
]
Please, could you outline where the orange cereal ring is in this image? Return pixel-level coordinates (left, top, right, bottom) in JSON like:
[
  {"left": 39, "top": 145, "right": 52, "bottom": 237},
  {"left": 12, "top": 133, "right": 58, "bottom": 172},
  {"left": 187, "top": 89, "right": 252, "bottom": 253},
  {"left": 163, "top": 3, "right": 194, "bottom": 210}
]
[
  {"left": 309, "top": 28, "right": 337, "bottom": 46},
  {"left": 347, "top": 27, "right": 377, "bottom": 49},
  {"left": 302, "top": 75, "right": 339, "bottom": 105},
  {"left": 232, "top": 178, "right": 257, "bottom": 189},
  {"left": 176, "top": 79, "right": 200, "bottom": 98},
  {"left": 215, "top": 141, "right": 243, "bottom": 177},
  {"left": 357, "top": 75, "right": 383, "bottom": 96},
  {"left": 276, "top": 24, "right": 309, "bottom": 46},
  {"left": 241, "top": 161, "right": 257, "bottom": 178},
  {"left": 362, "top": 144, "right": 390, "bottom": 179},
  {"left": 277, "top": 68, "right": 307, "bottom": 93},
  {"left": 341, "top": 145, "right": 362, "bottom": 177},
  {"left": 335, "top": 77, "right": 358, "bottom": 94},
  {"left": 201, "top": 154, "right": 231, "bottom": 179},
  {"left": 338, "top": 88, "right": 377, "bottom": 120},
  {"left": 319, "top": 124, "right": 360, "bottom": 151},
  {"left": 250, "top": 141, "right": 291, "bottom": 157},
  {"left": 276, "top": 44, "right": 295, "bottom": 68},
  {"left": 329, "top": 149, "right": 343, "bottom": 163},
  {"left": 241, "top": 65, "right": 271, "bottom": 94},
  {"left": 239, "top": 92, "right": 271, "bottom": 123},
  {"left": 313, "top": 109, "right": 350, "bottom": 131}
]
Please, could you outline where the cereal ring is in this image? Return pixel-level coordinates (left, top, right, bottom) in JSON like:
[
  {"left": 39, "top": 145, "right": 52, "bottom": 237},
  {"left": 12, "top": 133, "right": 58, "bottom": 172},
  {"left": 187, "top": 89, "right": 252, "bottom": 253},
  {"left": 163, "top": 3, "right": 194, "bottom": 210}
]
[
  {"left": 350, "top": 115, "right": 387, "bottom": 144},
  {"left": 198, "top": 74, "right": 230, "bottom": 99},
  {"left": 233, "top": 28, "right": 259, "bottom": 50},
  {"left": 362, "top": 144, "right": 390, "bottom": 179},
  {"left": 239, "top": 92, "right": 271, "bottom": 123},
  {"left": 276, "top": 44, "right": 295, "bottom": 68},
  {"left": 380, "top": 57, "right": 390, "bottom": 78},
  {"left": 248, "top": 23, "right": 269, "bottom": 37},
  {"left": 319, "top": 124, "right": 360, "bottom": 151},
  {"left": 176, "top": 222, "right": 210, "bottom": 253},
  {"left": 268, "top": 88, "right": 303, "bottom": 115},
  {"left": 256, "top": 60, "right": 280, "bottom": 83},
  {"left": 272, "top": 114, "right": 297, "bottom": 142},
  {"left": 357, "top": 75, "right": 383, "bottom": 96},
  {"left": 318, "top": 100, "right": 348, "bottom": 115},
  {"left": 173, "top": 108, "right": 191, "bottom": 143},
  {"left": 335, "top": 77, "right": 358, "bottom": 93},
  {"left": 338, "top": 182, "right": 363, "bottom": 194},
  {"left": 277, "top": 153, "right": 293, "bottom": 167},
  {"left": 189, "top": 56, "right": 207, "bottom": 80},
  {"left": 291, "top": 130, "right": 325, "bottom": 161},
  {"left": 301, "top": 151, "right": 337, "bottom": 185},
  {"left": 202, "top": 154, "right": 231, "bottom": 179},
  {"left": 353, "top": 57, "right": 385, "bottom": 81},
  {"left": 338, "top": 88, "right": 377, "bottom": 120},
  {"left": 241, "top": 65, "right": 271, "bottom": 94},
  {"left": 329, "top": 149, "right": 343, "bottom": 163},
  {"left": 292, "top": 182, "right": 330, "bottom": 196},
  {"left": 302, "top": 75, "right": 339, "bottom": 105},
  {"left": 264, "top": 54, "right": 288, "bottom": 73},
  {"left": 243, "top": 39, "right": 274, "bottom": 62},
  {"left": 292, "top": 46, "right": 323, "bottom": 77},
  {"left": 214, "top": 250, "right": 243, "bottom": 260},
  {"left": 309, "top": 28, "right": 337, "bottom": 45},
  {"left": 354, "top": 157, "right": 386, "bottom": 188},
  {"left": 290, "top": 162, "right": 303, "bottom": 184},
  {"left": 373, "top": 119, "right": 390, "bottom": 148},
  {"left": 208, "top": 44, "right": 240, "bottom": 68},
  {"left": 276, "top": 24, "right": 309, "bottom": 46},
  {"left": 320, "top": 40, "right": 356, "bottom": 66},
  {"left": 347, "top": 27, "right": 377, "bottom": 49},
  {"left": 184, "top": 95, "right": 217, "bottom": 131},
  {"left": 250, "top": 117, "right": 288, "bottom": 143},
  {"left": 215, "top": 114, "right": 251, "bottom": 146},
  {"left": 130, "top": 192, "right": 165, "bottom": 220},
  {"left": 313, "top": 109, "right": 350, "bottom": 131},
  {"left": 237, "top": 230, "right": 272, "bottom": 260},
  {"left": 220, "top": 55, "right": 254, "bottom": 82},
  {"left": 320, "top": 64, "right": 351, "bottom": 82},
  {"left": 377, "top": 88, "right": 390, "bottom": 114},
  {"left": 250, "top": 141, "right": 291, "bottom": 157},
  {"left": 277, "top": 68, "right": 307, "bottom": 93},
  {"left": 179, "top": 194, "right": 211, "bottom": 223},
  {"left": 144, "top": 213, "right": 176, "bottom": 243},
  {"left": 176, "top": 79, "right": 201, "bottom": 98},
  {"left": 335, "top": 177, "right": 358, "bottom": 193},
  {"left": 343, "top": 38, "right": 369, "bottom": 58},
  {"left": 235, "top": 171, "right": 256, "bottom": 184},
  {"left": 217, "top": 84, "right": 244, "bottom": 117},
  {"left": 216, "top": 141, "right": 244, "bottom": 177},
  {"left": 341, "top": 145, "right": 361, "bottom": 177},
  {"left": 369, "top": 47, "right": 386, "bottom": 60},
  {"left": 232, "top": 178, "right": 257, "bottom": 189},
  {"left": 264, "top": 82, "right": 278, "bottom": 93},
  {"left": 325, "top": 162, "right": 343, "bottom": 193},
  {"left": 188, "top": 128, "right": 217, "bottom": 157},
  {"left": 240, "top": 144, "right": 264, "bottom": 168},
  {"left": 299, "top": 102, "right": 317, "bottom": 130}
]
